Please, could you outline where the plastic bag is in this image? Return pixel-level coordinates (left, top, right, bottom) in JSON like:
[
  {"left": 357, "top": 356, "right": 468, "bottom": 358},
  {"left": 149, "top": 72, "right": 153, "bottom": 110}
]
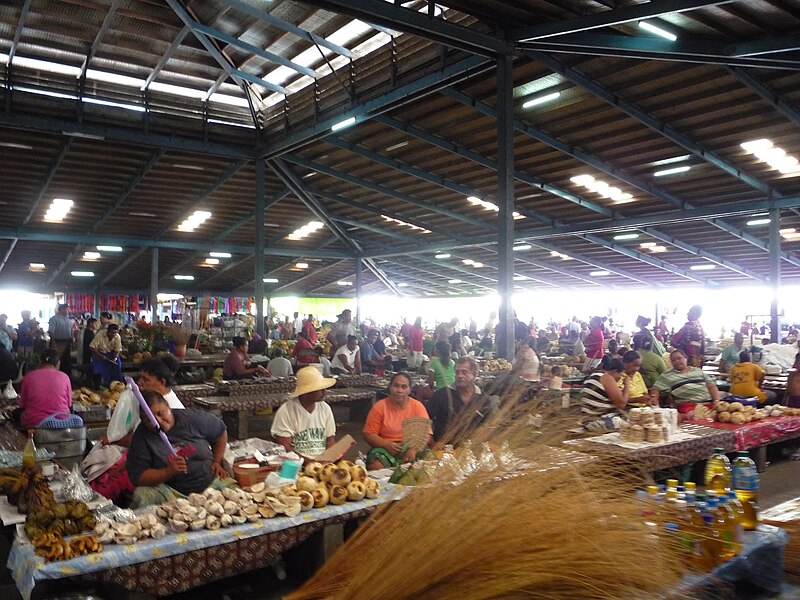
[
  {"left": 3, "top": 380, "right": 17, "bottom": 400},
  {"left": 105, "top": 388, "right": 138, "bottom": 444},
  {"left": 63, "top": 464, "right": 94, "bottom": 503}
]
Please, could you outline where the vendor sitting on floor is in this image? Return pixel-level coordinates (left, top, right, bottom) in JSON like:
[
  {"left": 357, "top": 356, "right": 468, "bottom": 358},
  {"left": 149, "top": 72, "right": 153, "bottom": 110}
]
[
  {"left": 729, "top": 350, "right": 778, "bottom": 405},
  {"left": 651, "top": 349, "right": 721, "bottom": 418},
  {"left": 363, "top": 371, "right": 431, "bottom": 470},
  {"left": 126, "top": 390, "right": 230, "bottom": 508},
  {"left": 271, "top": 366, "right": 337, "bottom": 459}
]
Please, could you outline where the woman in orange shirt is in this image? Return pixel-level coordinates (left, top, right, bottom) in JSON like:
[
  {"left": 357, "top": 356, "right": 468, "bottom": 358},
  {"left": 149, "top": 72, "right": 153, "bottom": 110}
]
[{"left": 363, "top": 372, "right": 431, "bottom": 470}]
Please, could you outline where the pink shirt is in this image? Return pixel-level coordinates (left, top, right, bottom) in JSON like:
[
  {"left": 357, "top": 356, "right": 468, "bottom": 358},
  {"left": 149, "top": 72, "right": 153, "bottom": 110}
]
[
  {"left": 223, "top": 350, "right": 250, "bottom": 378},
  {"left": 409, "top": 326, "right": 423, "bottom": 352},
  {"left": 19, "top": 367, "right": 72, "bottom": 427}
]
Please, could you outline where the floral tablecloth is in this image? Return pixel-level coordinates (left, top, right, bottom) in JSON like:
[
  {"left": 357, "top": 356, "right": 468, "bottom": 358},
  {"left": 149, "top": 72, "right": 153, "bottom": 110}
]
[
  {"left": 685, "top": 416, "right": 800, "bottom": 450},
  {"left": 8, "top": 484, "right": 400, "bottom": 599}
]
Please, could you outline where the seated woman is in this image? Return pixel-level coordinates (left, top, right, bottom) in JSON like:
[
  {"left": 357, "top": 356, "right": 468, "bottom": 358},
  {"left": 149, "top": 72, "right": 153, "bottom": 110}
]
[
  {"left": 581, "top": 356, "right": 629, "bottom": 431},
  {"left": 651, "top": 349, "right": 720, "bottom": 418},
  {"left": 126, "top": 390, "right": 229, "bottom": 508},
  {"left": 18, "top": 349, "right": 72, "bottom": 428},
  {"left": 363, "top": 372, "right": 431, "bottom": 470},
  {"left": 427, "top": 340, "right": 455, "bottom": 390},
  {"left": 223, "top": 337, "right": 270, "bottom": 379},
  {"left": 619, "top": 351, "right": 654, "bottom": 405}
]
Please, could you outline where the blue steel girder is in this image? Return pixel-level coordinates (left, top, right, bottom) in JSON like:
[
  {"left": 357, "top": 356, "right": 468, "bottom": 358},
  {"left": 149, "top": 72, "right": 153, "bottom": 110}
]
[
  {"left": 281, "top": 154, "right": 491, "bottom": 230},
  {"left": 144, "top": 25, "right": 191, "bottom": 91},
  {"left": 298, "top": 0, "right": 507, "bottom": 56},
  {"left": 730, "top": 33, "right": 800, "bottom": 57},
  {"left": 518, "top": 34, "right": 800, "bottom": 70},
  {"left": 256, "top": 54, "right": 494, "bottom": 159},
  {"left": 165, "top": 0, "right": 288, "bottom": 96},
  {"left": 224, "top": 0, "right": 353, "bottom": 59},
  {"left": 397, "top": 257, "right": 502, "bottom": 293},
  {"left": 371, "top": 264, "right": 464, "bottom": 295},
  {"left": 267, "top": 259, "right": 349, "bottom": 293},
  {"left": 727, "top": 67, "right": 800, "bottom": 132},
  {"left": 21, "top": 139, "right": 73, "bottom": 228},
  {"left": 511, "top": 0, "right": 736, "bottom": 41},
  {"left": 323, "top": 135, "right": 554, "bottom": 225},
  {"left": 0, "top": 240, "right": 19, "bottom": 276},
  {"left": 500, "top": 253, "right": 607, "bottom": 287},
  {"left": 361, "top": 258, "right": 404, "bottom": 296},
  {"left": 8, "top": 0, "right": 31, "bottom": 65},
  {"left": 268, "top": 159, "right": 360, "bottom": 255},
  {"left": 79, "top": 0, "right": 121, "bottom": 80},
  {"left": 47, "top": 148, "right": 166, "bottom": 284}
]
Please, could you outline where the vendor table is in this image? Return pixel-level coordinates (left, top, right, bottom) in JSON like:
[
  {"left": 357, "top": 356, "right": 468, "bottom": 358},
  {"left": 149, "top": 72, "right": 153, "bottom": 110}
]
[
  {"left": 564, "top": 424, "right": 736, "bottom": 472},
  {"left": 8, "top": 485, "right": 398, "bottom": 600},
  {"left": 171, "top": 383, "right": 218, "bottom": 407},
  {"left": 194, "top": 388, "right": 377, "bottom": 439}
]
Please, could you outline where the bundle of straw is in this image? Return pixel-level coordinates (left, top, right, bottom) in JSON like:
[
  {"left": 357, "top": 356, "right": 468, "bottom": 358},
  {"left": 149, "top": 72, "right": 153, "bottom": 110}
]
[
  {"left": 166, "top": 323, "right": 190, "bottom": 345},
  {"left": 287, "top": 395, "right": 686, "bottom": 600},
  {"left": 762, "top": 518, "right": 800, "bottom": 576}
]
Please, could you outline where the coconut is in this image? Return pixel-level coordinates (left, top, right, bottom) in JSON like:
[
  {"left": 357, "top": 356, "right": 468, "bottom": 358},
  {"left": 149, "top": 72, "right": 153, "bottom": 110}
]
[
  {"left": 347, "top": 481, "right": 366, "bottom": 501},
  {"left": 220, "top": 514, "right": 234, "bottom": 527},
  {"left": 320, "top": 463, "right": 337, "bottom": 482},
  {"left": 304, "top": 461, "right": 324, "bottom": 479},
  {"left": 205, "top": 515, "right": 221, "bottom": 530},
  {"left": 329, "top": 485, "right": 348, "bottom": 505},
  {"left": 312, "top": 487, "right": 329, "bottom": 508},
  {"left": 223, "top": 500, "right": 239, "bottom": 515},
  {"left": 336, "top": 459, "right": 355, "bottom": 470},
  {"left": 297, "top": 490, "right": 314, "bottom": 511},
  {"left": 190, "top": 519, "right": 205, "bottom": 531},
  {"left": 169, "top": 518, "right": 188, "bottom": 533},
  {"left": 205, "top": 501, "right": 224, "bottom": 517},
  {"left": 330, "top": 467, "right": 352, "bottom": 487}
]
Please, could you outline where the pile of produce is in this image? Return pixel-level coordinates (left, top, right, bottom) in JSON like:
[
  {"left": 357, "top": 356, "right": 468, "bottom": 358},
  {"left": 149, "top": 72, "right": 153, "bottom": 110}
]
[
  {"left": 32, "top": 532, "right": 102, "bottom": 562},
  {"left": 71, "top": 381, "right": 126, "bottom": 408},
  {"left": 24, "top": 500, "right": 95, "bottom": 539},
  {"left": 2, "top": 469, "right": 56, "bottom": 514},
  {"left": 94, "top": 514, "right": 166, "bottom": 544},
  {"left": 131, "top": 351, "right": 153, "bottom": 363},
  {"left": 695, "top": 400, "right": 800, "bottom": 423},
  {"left": 482, "top": 358, "right": 512, "bottom": 372},
  {"left": 293, "top": 459, "right": 381, "bottom": 507}
]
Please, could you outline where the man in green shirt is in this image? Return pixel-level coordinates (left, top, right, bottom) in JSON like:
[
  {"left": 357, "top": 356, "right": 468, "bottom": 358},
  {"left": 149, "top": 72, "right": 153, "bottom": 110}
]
[{"left": 719, "top": 332, "right": 744, "bottom": 374}]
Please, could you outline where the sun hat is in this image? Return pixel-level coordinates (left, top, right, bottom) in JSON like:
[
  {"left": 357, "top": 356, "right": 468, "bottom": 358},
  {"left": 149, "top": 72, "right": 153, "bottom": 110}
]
[{"left": 291, "top": 365, "right": 336, "bottom": 397}]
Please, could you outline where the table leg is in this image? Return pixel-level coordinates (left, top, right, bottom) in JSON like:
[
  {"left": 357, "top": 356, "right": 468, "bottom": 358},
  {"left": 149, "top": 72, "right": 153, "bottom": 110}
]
[
  {"left": 238, "top": 410, "right": 249, "bottom": 439},
  {"left": 221, "top": 411, "right": 238, "bottom": 440},
  {"left": 753, "top": 446, "right": 768, "bottom": 472}
]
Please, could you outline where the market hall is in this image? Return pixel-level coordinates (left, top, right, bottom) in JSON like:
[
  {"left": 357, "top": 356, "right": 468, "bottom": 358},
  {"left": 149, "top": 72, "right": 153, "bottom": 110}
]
[{"left": 3, "top": 0, "right": 800, "bottom": 598}]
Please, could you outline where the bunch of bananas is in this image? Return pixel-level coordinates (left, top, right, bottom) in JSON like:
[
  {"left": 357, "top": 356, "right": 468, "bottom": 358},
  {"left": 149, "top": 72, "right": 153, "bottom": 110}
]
[
  {"left": 7, "top": 470, "right": 56, "bottom": 515},
  {"left": 0, "top": 467, "right": 23, "bottom": 495},
  {"left": 25, "top": 500, "right": 95, "bottom": 540},
  {"left": 33, "top": 532, "right": 102, "bottom": 562}
]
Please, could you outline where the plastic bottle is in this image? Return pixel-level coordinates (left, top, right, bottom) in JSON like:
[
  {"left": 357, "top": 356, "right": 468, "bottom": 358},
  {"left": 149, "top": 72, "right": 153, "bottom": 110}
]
[
  {"left": 717, "top": 496, "right": 741, "bottom": 558},
  {"left": 685, "top": 481, "right": 697, "bottom": 493},
  {"left": 727, "top": 490, "right": 746, "bottom": 544},
  {"left": 732, "top": 451, "right": 759, "bottom": 530},
  {"left": 701, "top": 513, "right": 722, "bottom": 570},
  {"left": 22, "top": 430, "right": 36, "bottom": 470},
  {"left": 704, "top": 447, "right": 731, "bottom": 492},
  {"left": 666, "top": 478, "right": 679, "bottom": 493}
]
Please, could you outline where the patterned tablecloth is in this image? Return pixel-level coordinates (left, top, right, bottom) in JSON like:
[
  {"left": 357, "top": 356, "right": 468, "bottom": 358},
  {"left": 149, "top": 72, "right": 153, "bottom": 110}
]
[
  {"left": 8, "top": 484, "right": 401, "bottom": 599},
  {"left": 193, "top": 388, "right": 376, "bottom": 412},
  {"left": 171, "top": 383, "right": 218, "bottom": 407},
  {"left": 684, "top": 416, "right": 800, "bottom": 450},
  {"left": 564, "top": 423, "right": 737, "bottom": 471}
]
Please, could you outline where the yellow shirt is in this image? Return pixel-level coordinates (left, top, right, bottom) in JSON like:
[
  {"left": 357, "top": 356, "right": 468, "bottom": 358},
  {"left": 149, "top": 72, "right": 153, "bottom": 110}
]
[
  {"left": 89, "top": 331, "right": 122, "bottom": 354},
  {"left": 618, "top": 371, "right": 648, "bottom": 398},
  {"left": 729, "top": 362, "right": 766, "bottom": 402}
]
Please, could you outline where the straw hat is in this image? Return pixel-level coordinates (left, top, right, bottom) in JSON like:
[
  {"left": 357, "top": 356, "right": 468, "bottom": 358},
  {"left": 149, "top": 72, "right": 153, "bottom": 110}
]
[{"left": 291, "top": 366, "right": 336, "bottom": 397}]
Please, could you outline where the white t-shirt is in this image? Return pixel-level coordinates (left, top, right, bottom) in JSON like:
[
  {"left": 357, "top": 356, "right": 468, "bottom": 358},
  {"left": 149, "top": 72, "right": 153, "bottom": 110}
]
[
  {"left": 267, "top": 356, "right": 293, "bottom": 378},
  {"left": 270, "top": 398, "right": 335, "bottom": 458},
  {"left": 106, "top": 388, "right": 184, "bottom": 444},
  {"left": 293, "top": 317, "right": 303, "bottom": 332},
  {"left": 331, "top": 344, "right": 359, "bottom": 371},
  {"left": 319, "top": 356, "right": 332, "bottom": 377}
]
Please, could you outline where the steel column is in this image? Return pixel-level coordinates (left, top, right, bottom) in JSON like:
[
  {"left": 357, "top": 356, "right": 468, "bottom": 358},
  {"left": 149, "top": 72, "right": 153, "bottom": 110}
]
[
  {"left": 150, "top": 247, "right": 159, "bottom": 322},
  {"left": 255, "top": 159, "right": 266, "bottom": 338},
  {"left": 770, "top": 208, "right": 781, "bottom": 343},
  {"left": 356, "top": 258, "right": 363, "bottom": 325},
  {"left": 497, "top": 53, "right": 515, "bottom": 360}
]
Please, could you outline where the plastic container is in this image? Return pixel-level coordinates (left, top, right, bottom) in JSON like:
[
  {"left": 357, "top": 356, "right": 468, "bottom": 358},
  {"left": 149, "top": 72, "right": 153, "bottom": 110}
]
[
  {"left": 233, "top": 459, "right": 277, "bottom": 487},
  {"left": 732, "top": 451, "right": 759, "bottom": 530},
  {"left": 704, "top": 447, "right": 731, "bottom": 492}
]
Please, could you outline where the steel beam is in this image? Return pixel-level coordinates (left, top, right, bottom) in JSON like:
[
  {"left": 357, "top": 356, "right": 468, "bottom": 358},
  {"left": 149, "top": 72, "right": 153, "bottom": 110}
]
[
  {"left": 268, "top": 260, "right": 349, "bottom": 293},
  {"left": 727, "top": 67, "right": 800, "bottom": 131},
  {"left": 22, "top": 139, "right": 73, "bottom": 227},
  {"left": 8, "top": 0, "right": 31, "bottom": 65},
  {"left": 256, "top": 55, "right": 493, "bottom": 159},
  {"left": 512, "top": 0, "right": 736, "bottom": 41},
  {"left": 496, "top": 52, "right": 515, "bottom": 359},
  {"left": 403, "top": 258, "right": 499, "bottom": 293},
  {"left": 362, "top": 258, "right": 403, "bottom": 296},
  {"left": 144, "top": 25, "right": 190, "bottom": 90},
  {"left": 79, "top": 0, "right": 121, "bottom": 80},
  {"left": 730, "top": 32, "right": 800, "bottom": 57},
  {"left": 299, "top": 0, "right": 508, "bottom": 56},
  {"left": 0, "top": 240, "right": 18, "bottom": 276},
  {"left": 770, "top": 207, "right": 781, "bottom": 342},
  {"left": 255, "top": 159, "right": 266, "bottom": 338}
]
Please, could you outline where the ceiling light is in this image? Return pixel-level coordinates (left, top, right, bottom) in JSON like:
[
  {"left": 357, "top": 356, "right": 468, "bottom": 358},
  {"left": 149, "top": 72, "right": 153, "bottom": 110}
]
[
  {"left": 549, "top": 250, "right": 572, "bottom": 260},
  {"left": 83, "top": 251, "right": 101, "bottom": 260},
  {"left": 513, "top": 211, "right": 525, "bottom": 220},
  {"left": 295, "top": 262, "right": 309, "bottom": 269},
  {"left": 462, "top": 259, "right": 474, "bottom": 265},
  {"left": 29, "top": 263, "right": 46, "bottom": 270},
  {"left": 71, "top": 271, "right": 94, "bottom": 277},
  {"left": 741, "top": 139, "right": 800, "bottom": 175},
  {"left": 331, "top": 116, "right": 356, "bottom": 132},
  {"left": 263, "top": 277, "right": 279, "bottom": 283},
  {"left": 172, "top": 164, "right": 205, "bottom": 171},
  {"left": 638, "top": 21, "right": 677, "bottom": 41},
  {"left": 174, "top": 275, "right": 194, "bottom": 280},
  {"left": 650, "top": 245, "right": 667, "bottom": 253},
  {"left": 690, "top": 264, "right": 716, "bottom": 271},
  {"left": 337, "top": 281, "right": 353, "bottom": 286},
  {"left": 435, "top": 253, "right": 451, "bottom": 259},
  {"left": 466, "top": 196, "right": 500, "bottom": 212},
  {"left": 570, "top": 174, "right": 633, "bottom": 203},
  {"left": 782, "top": 232, "right": 800, "bottom": 240},
  {"left": 287, "top": 220, "right": 325, "bottom": 240},
  {"left": 0, "top": 142, "right": 33, "bottom": 150},
  {"left": 43, "top": 198, "right": 74, "bottom": 222},
  {"left": 522, "top": 91, "right": 560, "bottom": 109},
  {"left": 513, "top": 244, "right": 531, "bottom": 251},
  {"left": 381, "top": 215, "right": 431, "bottom": 234},
  {"left": 178, "top": 210, "right": 211, "bottom": 232},
  {"left": 302, "top": 172, "right": 316, "bottom": 179},
  {"left": 448, "top": 279, "right": 462, "bottom": 284},
  {"left": 654, "top": 165, "right": 691, "bottom": 177},
  {"left": 209, "top": 252, "right": 231, "bottom": 258},
  {"left": 397, "top": 282, "right": 409, "bottom": 287},
  {"left": 205, "top": 258, "right": 220, "bottom": 265},
  {"left": 640, "top": 242, "right": 656, "bottom": 248},
  {"left": 129, "top": 211, "right": 157, "bottom": 217},
  {"left": 472, "top": 262, "right": 484, "bottom": 268},
  {"left": 590, "top": 270, "right": 610, "bottom": 277},
  {"left": 513, "top": 275, "right": 527, "bottom": 281},
  {"left": 780, "top": 228, "right": 796, "bottom": 234},
  {"left": 385, "top": 141, "right": 409, "bottom": 151},
  {"left": 96, "top": 245, "right": 122, "bottom": 252},
  {"left": 613, "top": 233, "right": 639, "bottom": 241},
  {"left": 747, "top": 218, "right": 771, "bottom": 226},
  {"left": 741, "top": 139, "right": 773, "bottom": 153},
  {"left": 651, "top": 155, "right": 691, "bottom": 166}
]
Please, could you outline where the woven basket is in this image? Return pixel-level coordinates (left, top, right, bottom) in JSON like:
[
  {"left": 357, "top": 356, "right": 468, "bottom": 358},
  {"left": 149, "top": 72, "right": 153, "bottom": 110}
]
[
  {"left": 233, "top": 459, "right": 277, "bottom": 487},
  {"left": 402, "top": 417, "right": 432, "bottom": 453}
]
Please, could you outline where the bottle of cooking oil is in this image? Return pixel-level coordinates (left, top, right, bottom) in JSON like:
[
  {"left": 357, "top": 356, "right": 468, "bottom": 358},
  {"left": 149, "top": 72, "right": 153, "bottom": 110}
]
[
  {"left": 704, "top": 447, "right": 731, "bottom": 492},
  {"left": 701, "top": 513, "right": 722, "bottom": 570},
  {"left": 732, "top": 451, "right": 759, "bottom": 530},
  {"left": 726, "top": 490, "right": 746, "bottom": 544},
  {"left": 22, "top": 430, "right": 36, "bottom": 470},
  {"left": 716, "top": 496, "right": 741, "bottom": 557}
]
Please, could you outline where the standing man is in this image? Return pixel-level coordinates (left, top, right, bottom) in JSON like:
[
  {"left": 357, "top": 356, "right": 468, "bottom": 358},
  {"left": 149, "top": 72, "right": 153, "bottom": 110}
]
[
  {"left": 292, "top": 312, "right": 303, "bottom": 340},
  {"left": 78, "top": 317, "right": 99, "bottom": 376},
  {"left": 326, "top": 309, "right": 355, "bottom": 352},
  {"left": 0, "top": 314, "right": 16, "bottom": 352},
  {"left": 90, "top": 323, "right": 124, "bottom": 387},
  {"left": 48, "top": 304, "right": 74, "bottom": 381},
  {"left": 17, "top": 311, "right": 36, "bottom": 356},
  {"left": 718, "top": 332, "right": 745, "bottom": 374}
]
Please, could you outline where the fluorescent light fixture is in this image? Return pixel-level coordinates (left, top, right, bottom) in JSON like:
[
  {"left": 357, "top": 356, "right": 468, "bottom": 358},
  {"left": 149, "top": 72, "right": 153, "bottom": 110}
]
[
  {"left": 549, "top": 251, "right": 572, "bottom": 260},
  {"left": 0, "top": 142, "right": 33, "bottom": 150},
  {"left": 690, "top": 264, "right": 716, "bottom": 271},
  {"left": 654, "top": 165, "right": 691, "bottom": 177},
  {"left": 302, "top": 172, "right": 316, "bottom": 179},
  {"left": 448, "top": 279, "right": 462, "bottom": 284},
  {"left": 205, "top": 258, "right": 220, "bottom": 265},
  {"left": 385, "top": 141, "right": 409, "bottom": 151},
  {"left": 43, "top": 198, "right": 73, "bottom": 222},
  {"left": 513, "top": 275, "right": 527, "bottom": 281},
  {"left": 570, "top": 174, "right": 633, "bottom": 202},
  {"left": 435, "top": 253, "right": 451, "bottom": 259},
  {"left": 337, "top": 281, "right": 353, "bottom": 286},
  {"left": 741, "top": 139, "right": 800, "bottom": 174},
  {"left": 209, "top": 252, "right": 232, "bottom": 258},
  {"left": 782, "top": 232, "right": 800, "bottom": 240},
  {"left": 82, "top": 251, "right": 100, "bottom": 260},
  {"left": 129, "top": 211, "right": 157, "bottom": 217},
  {"left": 513, "top": 244, "right": 532, "bottom": 251},
  {"left": 287, "top": 220, "right": 325, "bottom": 240},
  {"left": 522, "top": 91, "right": 560, "bottom": 109},
  {"left": 747, "top": 218, "right": 771, "bottom": 226},
  {"left": 381, "top": 215, "right": 431, "bottom": 234},
  {"left": 650, "top": 245, "right": 667, "bottom": 253},
  {"left": 29, "top": 263, "right": 46, "bottom": 270},
  {"left": 71, "top": 271, "right": 94, "bottom": 277},
  {"left": 613, "top": 233, "right": 639, "bottom": 241},
  {"left": 640, "top": 242, "right": 656, "bottom": 248},
  {"left": 331, "top": 116, "right": 356, "bottom": 132},
  {"left": 397, "top": 282, "right": 409, "bottom": 287},
  {"left": 174, "top": 275, "right": 194, "bottom": 280},
  {"left": 178, "top": 210, "right": 212, "bottom": 232},
  {"left": 651, "top": 155, "right": 691, "bottom": 166},
  {"left": 780, "top": 228, "right": 796, "bottom": 234},
  {"left": 263, "top": 278, "right": 279, "bottom": 283},
  {"left": 462, "top": 259, "right": 474, "bottom": 265},
  {"left": 96, "top": 245, "right": 122, "bottom": 252},
  {"left": 172, "top": 164, "right": 205, "bottom": 171},
  {"left": 638, "top": 20, "right": 677, "bottom": 41},
  {"left": 295, "top": 262, "right": 309, "bottom": 269},
  {"left": 590, "top": 270, "right": 611, "bottom": 277},
  {"left": 472, "top": 262, "right": 484, "bottom": 268}
]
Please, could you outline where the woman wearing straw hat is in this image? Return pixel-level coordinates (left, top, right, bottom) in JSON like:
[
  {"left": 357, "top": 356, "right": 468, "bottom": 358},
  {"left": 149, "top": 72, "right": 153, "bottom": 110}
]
[{"left": 271, "top": 366, "right": 337, "bottom": 459}]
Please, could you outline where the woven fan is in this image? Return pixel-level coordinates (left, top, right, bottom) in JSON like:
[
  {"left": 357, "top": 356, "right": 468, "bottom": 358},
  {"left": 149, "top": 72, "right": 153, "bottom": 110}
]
[{"left": 402, "top": 417, "right": 432, "bottom": 453}]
